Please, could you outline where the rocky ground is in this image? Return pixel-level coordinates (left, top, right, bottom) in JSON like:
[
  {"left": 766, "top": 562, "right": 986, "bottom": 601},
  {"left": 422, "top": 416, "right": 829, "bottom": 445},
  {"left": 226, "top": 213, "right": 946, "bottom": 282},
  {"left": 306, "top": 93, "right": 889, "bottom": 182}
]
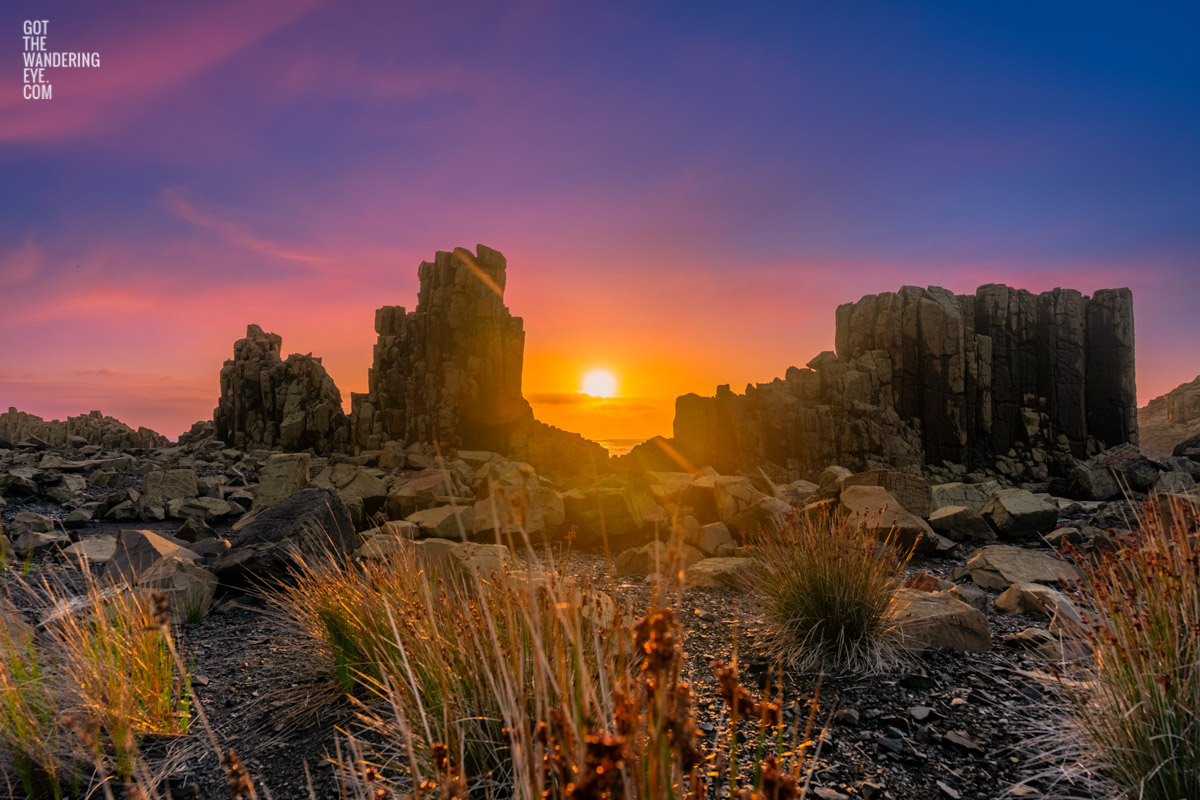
[{"left": 3, "top": 425, "right": 1200, "bottom": 799}]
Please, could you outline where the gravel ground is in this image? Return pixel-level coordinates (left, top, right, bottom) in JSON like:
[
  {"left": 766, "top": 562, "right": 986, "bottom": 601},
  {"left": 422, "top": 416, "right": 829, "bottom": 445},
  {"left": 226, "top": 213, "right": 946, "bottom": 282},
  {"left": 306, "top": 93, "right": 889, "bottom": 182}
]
[{"left": 2, "top": 533, "right": 1092, "bottom": 800}]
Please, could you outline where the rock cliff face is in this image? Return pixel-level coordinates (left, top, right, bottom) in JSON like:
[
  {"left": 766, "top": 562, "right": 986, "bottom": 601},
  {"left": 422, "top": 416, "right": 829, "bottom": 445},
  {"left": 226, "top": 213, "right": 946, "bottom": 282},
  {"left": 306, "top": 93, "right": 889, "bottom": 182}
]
[
  {"left": 351, "top": 246, "right": 606, "bottom": 477},
  {"left": 213, "top": 324, "right": 350, "bottom": 453},
  {"left": 668, "top": 284, "right": 1136, "bottom": 477},
  {"left": 0, "top": 408, "right": 168, "bottom": 449}
]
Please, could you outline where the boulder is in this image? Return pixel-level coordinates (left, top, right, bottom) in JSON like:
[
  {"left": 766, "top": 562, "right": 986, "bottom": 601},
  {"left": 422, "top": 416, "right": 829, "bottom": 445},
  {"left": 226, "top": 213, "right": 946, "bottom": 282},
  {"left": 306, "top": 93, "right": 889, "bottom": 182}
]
[
  {"left": 930, "top": 481, "right": 999, "bottom": 512},
  {"left": 1091, "top": 444, "right": 1163, "bottom": 490},
  {"left": 136, "top": 557, "right": 218, "bottom": 622},
  {"left": 140, "top": 468, "right": 199, "bottom": 517},
  {"left": 841, "top": 470, "right": 934, "bottom": 518},
  {"left": 171, "top": 496, "right": 237, "bottom": 521},
  {"left": 386, "top": 470, "right": 463, "bottom": 520},
  {"left": 839, "top": 485, "right": 955, "bottom": 555},
  {"left": 713, "top": 476, "right": 766, "bottom": 525},
  {"left": 212, "top": 488, "right": 356, "bottom": 587},
  {"left": 1173, "top": 431, "right": 1200, "bottom": 461},
  {"left": 927, "top": 505, "right": 995, "bottom": 542},
  {"left": 994, "top": 582, "right": 1081, "bottom": 624},
  {"left": 411, "top": 538, "right": 509, "bottom": 579},
  {"left": 472, "top": 460, "right": 562, "bottom": 538},
  {"left": 818, "top": 466, "right": 853, "bottom": 498},
  {"left": 12, "top": 530, "right": 70, "bottom": 558},
  {"left": 689, "top": 521, "right": 735, "bottom": 556},
  {"left": 104, "top": 529, "right": 201, "bottom": 583},
  {"left": 252, "top": 452, "right": 312, "bottom": 511},
  {"left": 561, "top": 486, "right": 643, "bottom": 546},
  {"left": 407, "top": 505, "right": 473, "bottom": 540},
  {"left": 893, "top": 588, "right": 991, "bottom": 651},
  {"left": 1153, "top": 471, "right": 1196, "bottom": 495},
  {"left": 776, "top": 479, "right": 819, "bottom": 507},
  {"left": 11, "top": 510, "right": 53, "bottom": 534},
  {"left": 981, "top": 489, "right": 1059, "bottom": 538},
  {"left": 965, "top": 545, "right": 1080, "bottom": 591},
  {"left": 62, "top": 536, "right": 118, "bottom": 567},
  {"left": 1065, "top": 460, "right": 1121, "bottom": 501},
  {"left": 727, "top": 496, "right": 791, "bottom": 538},
  {"left": 683, "top": 557, "right": 757, "bottom": 589},
  {"left": 615, "top": 540, "right": 705, "bottom": 577},
  {"left": 309, "top": 462, "right": 390, "bottom": 522}
]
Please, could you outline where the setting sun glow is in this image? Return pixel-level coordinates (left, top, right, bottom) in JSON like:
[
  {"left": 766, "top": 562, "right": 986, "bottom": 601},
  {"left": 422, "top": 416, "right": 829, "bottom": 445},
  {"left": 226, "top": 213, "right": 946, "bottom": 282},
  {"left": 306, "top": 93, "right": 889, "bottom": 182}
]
[{"left": 582, "top": 369, "right": 618, "bottom": 398}]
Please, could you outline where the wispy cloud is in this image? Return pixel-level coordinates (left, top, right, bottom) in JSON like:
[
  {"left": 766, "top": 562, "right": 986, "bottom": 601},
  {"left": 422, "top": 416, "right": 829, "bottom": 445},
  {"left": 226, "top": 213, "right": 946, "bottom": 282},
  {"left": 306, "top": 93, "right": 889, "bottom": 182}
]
[{"left": 163, "top": 188, "right": 329, "bottom": 268}]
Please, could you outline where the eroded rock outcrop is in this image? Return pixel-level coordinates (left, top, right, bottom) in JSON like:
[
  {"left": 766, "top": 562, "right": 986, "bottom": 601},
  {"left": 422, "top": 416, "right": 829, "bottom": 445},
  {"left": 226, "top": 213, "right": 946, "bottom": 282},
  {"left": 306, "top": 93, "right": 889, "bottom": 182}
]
[
  {"left": 664, "top": 285, "right": 1136, "bottom": 478},
  {"left": 0, "top": 408, "right": 168, "bottom": 450},
  {"left": 350, "top": 245, "right": 606, "bottom": 477},
  {"left": 213, "top": 324, "right": 350, "bottom": 453}
]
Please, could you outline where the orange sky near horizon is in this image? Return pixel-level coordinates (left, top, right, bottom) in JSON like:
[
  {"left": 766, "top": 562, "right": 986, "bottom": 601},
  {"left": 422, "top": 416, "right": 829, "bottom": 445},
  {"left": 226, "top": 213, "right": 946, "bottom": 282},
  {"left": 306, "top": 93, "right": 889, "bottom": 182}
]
[{"left": 0, "top": 243, "right": 1193, "bottom": 444}]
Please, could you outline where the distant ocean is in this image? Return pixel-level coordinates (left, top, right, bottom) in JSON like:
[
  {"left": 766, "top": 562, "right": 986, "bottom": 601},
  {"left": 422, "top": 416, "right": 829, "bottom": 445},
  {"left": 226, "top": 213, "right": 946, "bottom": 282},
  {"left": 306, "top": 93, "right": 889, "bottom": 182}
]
[{"left": 595, "top": 438, "right": 645, "bottom": 457}]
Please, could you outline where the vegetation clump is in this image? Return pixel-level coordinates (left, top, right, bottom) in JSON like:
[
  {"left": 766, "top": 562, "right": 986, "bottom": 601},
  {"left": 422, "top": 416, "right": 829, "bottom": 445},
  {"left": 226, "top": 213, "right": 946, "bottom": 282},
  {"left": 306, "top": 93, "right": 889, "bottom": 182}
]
[{"left": 752, "top": 509, "right": 913, "bottom": 674}]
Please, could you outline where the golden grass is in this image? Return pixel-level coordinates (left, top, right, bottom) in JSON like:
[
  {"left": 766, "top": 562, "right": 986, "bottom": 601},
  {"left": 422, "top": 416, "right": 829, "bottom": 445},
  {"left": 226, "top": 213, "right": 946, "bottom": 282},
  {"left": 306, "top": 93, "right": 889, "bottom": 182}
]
[
  {"left": 750, "top": 509, "right": 912, "bottom": 674},
  {"left": 1062, "top": 492, "right": 1200, "bottom": 800}
]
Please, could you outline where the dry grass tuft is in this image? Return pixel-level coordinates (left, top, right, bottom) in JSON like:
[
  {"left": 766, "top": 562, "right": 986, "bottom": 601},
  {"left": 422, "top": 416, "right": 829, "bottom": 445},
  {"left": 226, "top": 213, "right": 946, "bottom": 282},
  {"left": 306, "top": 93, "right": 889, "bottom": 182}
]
[
  {"left": 750, "top": 508, "right": 913, "bottom": 674},
  {"left": 1058, "top": 492, "right": 1200, "bottom": 800}
]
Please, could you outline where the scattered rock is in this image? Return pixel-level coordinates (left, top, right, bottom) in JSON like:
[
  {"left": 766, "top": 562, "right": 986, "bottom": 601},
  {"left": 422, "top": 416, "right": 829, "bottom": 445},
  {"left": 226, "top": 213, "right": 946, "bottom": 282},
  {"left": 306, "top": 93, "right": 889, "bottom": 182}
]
[
  {"left": 893, "top": 588, "right": 991, "bottom": 651},
  {"left": 965, "top": 545, "right": 1080, "bottom": 591}
]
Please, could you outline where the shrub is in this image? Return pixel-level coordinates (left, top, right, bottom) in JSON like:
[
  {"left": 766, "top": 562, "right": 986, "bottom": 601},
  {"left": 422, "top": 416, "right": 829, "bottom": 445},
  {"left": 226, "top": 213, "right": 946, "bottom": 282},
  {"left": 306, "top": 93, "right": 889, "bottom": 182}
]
[
  {"left": 1064, "top": 493, "right": 1200, "bottom": 800},
  {"left": 751, "top": 508, "right": 912, "bottom": 673}
]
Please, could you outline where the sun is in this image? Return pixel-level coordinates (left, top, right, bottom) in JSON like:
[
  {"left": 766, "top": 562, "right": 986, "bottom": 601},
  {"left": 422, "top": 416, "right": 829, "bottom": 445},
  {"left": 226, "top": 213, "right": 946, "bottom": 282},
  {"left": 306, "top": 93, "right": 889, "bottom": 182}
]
[{"left": 582, "top": 368, "right": 618, "bottom": 398}]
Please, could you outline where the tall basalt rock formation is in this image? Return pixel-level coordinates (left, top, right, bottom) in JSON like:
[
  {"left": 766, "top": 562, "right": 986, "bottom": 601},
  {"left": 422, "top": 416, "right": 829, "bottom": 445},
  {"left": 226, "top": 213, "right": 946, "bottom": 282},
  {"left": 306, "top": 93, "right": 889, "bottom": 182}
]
[
  {"left": 213, "top": 324, "right": 350, "bottom": 453},
  {"left": 667, "top": 284, "right": 1135, "bottom": 477},
  {"left": 352, "top": 246, "right": 527, "bottom": 452},
  {"left": 351, "top": 245, "right": 606, "bottom": 476}
]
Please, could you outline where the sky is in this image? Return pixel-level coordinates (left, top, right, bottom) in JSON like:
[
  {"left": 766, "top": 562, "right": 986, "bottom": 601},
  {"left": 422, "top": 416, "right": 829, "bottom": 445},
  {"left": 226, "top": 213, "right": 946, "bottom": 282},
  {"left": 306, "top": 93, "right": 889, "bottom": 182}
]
[{"left": 1, "top": 1, "right": 1198, "bottom": 442}]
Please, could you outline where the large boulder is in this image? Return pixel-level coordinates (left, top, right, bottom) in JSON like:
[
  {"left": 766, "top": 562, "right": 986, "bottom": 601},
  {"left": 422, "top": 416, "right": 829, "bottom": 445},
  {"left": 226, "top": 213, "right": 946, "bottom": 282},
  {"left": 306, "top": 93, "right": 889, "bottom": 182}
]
[
  {"left": 927, "top": 505, "right": 995, "bottom": 542},
  {"left": 684, "top": 557, "right": 757, "bottom": 589},
  {"left": 931, "top": 481, "right": 1000, "bottom": 512},
  {"left": 309, "top": 462, "right": 389, "bottom": 526},
  {"left": 561, "top": 486, "right": 643, "bottom": 546},
  {"left": 1066, "top": 459, "right": 1121, "bottom": 501},
  {"left": 212, "top": 488, "right": 356, "bottom": 587},
  {"left": 139, "top": 468, "right": 199, "bottom": 518},
  {"left": 1091, "top": 444, "right": 1163, "bottom": 491},
  {"left": 472, "top": 460, "right": 563, "bottom": 538},
  {"left": 252, "top": 453, "right": 312, "bottom": 511},
  {"left": 407, "top": 505, "right": 472, "bottom": 540},
  {"left": 103, "top": 529, "right": 201, "bottom": 582},
  {"left": 981, "top": 489, "right": 1059, "bottom": 538},
  {"left": 727, "top": 496, "right": 791, "bottom": 538},
  {"left": 713, "top": 476, "right": 767, "bottom": 525},
  {"left": 841, "top": 470, "right": 934, "bottom": 518},
  {"left": 893, "top": 588, "right": 991, "bottom": 651},
  {"left": 386, "top": 469, "right": 468, "bottom": 519},
  {"left": 1173, "top": 431, "right": 1200, "bottom": 461},
  {"left": 839, "top": 485, "right": 955, "bottom": 555},
  {"left": 965, "top": 545, "right": 1080, "bottom": 591},
  {"left": 136, "top": 557, "right": 219, "bottom": 622}
]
